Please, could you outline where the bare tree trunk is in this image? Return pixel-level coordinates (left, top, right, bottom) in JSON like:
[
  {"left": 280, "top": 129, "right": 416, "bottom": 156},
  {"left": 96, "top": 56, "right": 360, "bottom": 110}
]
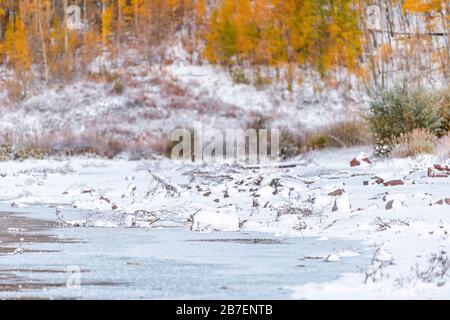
[
  {"left": 63, "top": 0, "right": 68, "bottom": 52},
  {"left": 38, "top": 0, "right": 49, "bottom": 85}
]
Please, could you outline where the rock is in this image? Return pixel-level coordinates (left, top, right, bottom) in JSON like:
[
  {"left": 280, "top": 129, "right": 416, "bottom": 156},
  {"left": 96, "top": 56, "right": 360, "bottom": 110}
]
[
  {"left": 269, "top": 178, "right": 283, "bottom": 188},
  {"left": 428, "top": 167, "right": 449, "bottom": 178},
  {"left": 328, "top": 188, "right": 345, "bottom": 196},
  {"left": 82, "top": 187, "right": 95, "bottom": 194},
  {"left": 371, "top": 176, "right": 385, "bottom": 184},
  {"left": 332, "top": 193, "right": 352, "bottom": 213},
  {"left": 385, "top": 199, "right": 404, "bottom": 210},
  {"left": 350, "top": 155, "right": 372, "bottom": 167},
  {"left": 363, "top": 181, "right": 369, "bottom": 186},
  {"left": 383, "top": 179, "right": 404, "bottom": 187},
  {"left": 433, "top": 198, "right": 450, "bottom": 206},
  {"left": 99, "top": 196, "right": 111, "bottom": 203},
  {"left": 350, "top": 158, "right": 360, "bottom": 167},
  {"left": 434, "top": 164, "right": 450, "bottom": 171},
  {"left": 127, "top": 183, "right": 137, "bottom": 192}
]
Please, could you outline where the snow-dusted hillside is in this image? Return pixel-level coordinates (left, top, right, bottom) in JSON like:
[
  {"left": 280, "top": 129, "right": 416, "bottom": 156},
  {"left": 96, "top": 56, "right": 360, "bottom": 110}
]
[{"left": 0, "top": 48, "right": 366, "bottom": 157}]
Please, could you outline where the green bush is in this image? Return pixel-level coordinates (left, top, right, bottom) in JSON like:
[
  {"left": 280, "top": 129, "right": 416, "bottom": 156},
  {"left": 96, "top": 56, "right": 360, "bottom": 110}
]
[
  {"left": 368, "top": 85, "right": 442, "bottom": 156},
  {"left": 433, "top": 86, "right": 450, "bottom": 136},
  {"left": 279, "top": 130, "right": 303, "bottom": 158},
  {"left": 230, "top": 68, "right": 250, "bottom": 85}
]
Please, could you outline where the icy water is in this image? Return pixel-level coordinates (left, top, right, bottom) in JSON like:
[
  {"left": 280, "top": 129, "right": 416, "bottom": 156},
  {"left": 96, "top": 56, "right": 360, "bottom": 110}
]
[{"left": 0, "top": 210, "right": 372, "bottom": 300}]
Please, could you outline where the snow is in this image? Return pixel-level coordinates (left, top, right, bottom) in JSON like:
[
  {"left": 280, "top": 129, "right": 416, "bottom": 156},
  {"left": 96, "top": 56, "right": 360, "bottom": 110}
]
[
  {"left": 190, "top": 211, "right": 240, "bottom": 232},
  {"left": 0, "top": 146, "right": 449, "bottom": 298}
]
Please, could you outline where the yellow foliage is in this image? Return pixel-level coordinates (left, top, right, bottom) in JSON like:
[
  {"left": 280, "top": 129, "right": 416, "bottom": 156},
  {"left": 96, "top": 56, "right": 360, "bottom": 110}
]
[
  {"left": 403, "top": 0, "right": 445, "bottom": 13},
  {"left": 102, "top": 3, "right": 114, "bottom": 45},
  {"left": 204, "top": 0, "right": 362, "bottom": 78},
  {"left": 5, "top": 16, "right": 32, "bottom": 74},
  {"left": 0, "top": 0, "right": 445, "bottom": 88}
]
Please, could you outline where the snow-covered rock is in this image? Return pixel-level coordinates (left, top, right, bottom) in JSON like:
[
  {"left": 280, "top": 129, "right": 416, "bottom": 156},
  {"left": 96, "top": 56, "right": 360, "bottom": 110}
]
[
  {"left": 385, "top": 199, "right": 404, "bottom": 210},
  {"left": 325, "top": 254, "right": 342, "bottom": 262},
  {"left": 332, "top": 193, "right": 352, "bottom": 213},
  {"left": 189, "top": 211, "right": 240, "bottom": 232}
]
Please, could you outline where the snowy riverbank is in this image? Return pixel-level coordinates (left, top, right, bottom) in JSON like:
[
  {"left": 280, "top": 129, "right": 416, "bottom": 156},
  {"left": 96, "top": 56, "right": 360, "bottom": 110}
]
[{"left": 0, "top": 147, "right": 449, "bottom": 299}]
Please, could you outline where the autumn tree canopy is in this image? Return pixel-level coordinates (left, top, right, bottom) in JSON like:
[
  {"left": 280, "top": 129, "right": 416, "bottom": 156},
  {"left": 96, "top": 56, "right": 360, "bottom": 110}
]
[{"left": 0, "top": 0, "right": 448, "bottom": 96}]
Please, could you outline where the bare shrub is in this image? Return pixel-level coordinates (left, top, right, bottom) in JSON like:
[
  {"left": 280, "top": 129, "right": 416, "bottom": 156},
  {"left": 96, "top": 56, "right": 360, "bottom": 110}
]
[
  {"left": 416, "top": 252, "right": 450, "bottom": 284},
  {"left": 304, "top": 132, "right": 327, "bottom": 151},
  {"left": 127, "top": 133, "right": 173, "bottom": 160},
  {"left": 160, "top": 80, "right": 187, "bottom": 98},
  {"left": 275, "top": 201, "right": 315, "bottom": 218},
  {"left": 105, "top": 139, "right": 125, "bottom": 159},
  {"left": 111, "top": 79, "right": 125, "bottom": 95},
  {"left": 364, "top": 248, "right": 394, "bottom": 284},
  {"left": 88, "top": 69, "right": 121, "bottom": 84},
  {"left": 248, "top": 119, "right": 372, "bottom": 159},
  {"left": 391, "top": 129, "right": 437, "bottom": 158},
  {"left": 246, "top": 116, "right": 299, "bottom": 159},
  {"left": 230, "top": 68, "right": 250, "bottom": 85},
  {"left": 4, "top": 80, "right": 26, "bottom": 103},
  {"left": 324, "top": 120, "right": 372, "bottom": 147},
  {"left": 373, "top": 217, "right": 410, "bottom": 232},
  {"left": 396, "top": 251, "right": 450, "bottom": 288},
  {"left": 69, "top": 131, "right": 125, "bottom": 159},
  {"left": 0, "top": 131, "right": 13, "bottom": 161},
  {"left": 14, "top": 144, "right": 50, "bottom": 160}
]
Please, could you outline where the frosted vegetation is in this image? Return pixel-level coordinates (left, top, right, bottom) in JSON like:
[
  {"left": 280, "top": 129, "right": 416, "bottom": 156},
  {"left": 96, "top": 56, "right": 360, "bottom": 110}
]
[{"left": 0, "top": 0, "right": 449, "bottom": 299}]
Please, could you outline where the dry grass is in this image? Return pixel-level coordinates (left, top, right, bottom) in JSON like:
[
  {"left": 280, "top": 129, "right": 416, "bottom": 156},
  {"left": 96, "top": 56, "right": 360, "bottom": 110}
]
[
  {"left": 303, "top": 120, "right": 371, "bottom": 152},
  {"left": 436, "top": 134, "right": 450, "bottom": 160},
  {"left": 3, "top": 80, "right": 26, "bottom": 103},
  {"left": 391, "top": 129, "right": 437, "bottom": 158},
  {"left": 324, "top": 120, "right": 372, "bottom": 148},
  {"left": 160, "top": 79, "right": 187, "bottom": 98},
  {"left": 0, "top": 128, "right": 129, "bottom": 160},
  {"left": 246, "top": 118, "right": 371, "bottom": 159}
]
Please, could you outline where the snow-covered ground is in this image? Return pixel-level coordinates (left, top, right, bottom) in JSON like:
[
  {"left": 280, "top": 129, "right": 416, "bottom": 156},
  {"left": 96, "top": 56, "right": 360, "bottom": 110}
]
[{"left": 0, "top": 147, "right": 449, "bottom": 299}]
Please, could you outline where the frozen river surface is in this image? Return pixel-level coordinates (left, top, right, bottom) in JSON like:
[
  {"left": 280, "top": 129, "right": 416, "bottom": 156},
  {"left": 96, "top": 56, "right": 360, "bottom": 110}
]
[{"left": 0, "top": 210, "right": 372, "bottom": 300}]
